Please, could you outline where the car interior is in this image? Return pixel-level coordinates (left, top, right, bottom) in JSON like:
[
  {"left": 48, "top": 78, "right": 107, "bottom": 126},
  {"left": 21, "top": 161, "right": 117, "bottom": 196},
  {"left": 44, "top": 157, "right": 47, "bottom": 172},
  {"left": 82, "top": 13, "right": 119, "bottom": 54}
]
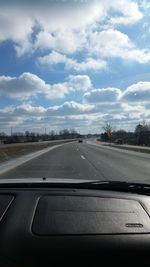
[{"left": 0, "top": 182, "right": 150, "bottom": 266}]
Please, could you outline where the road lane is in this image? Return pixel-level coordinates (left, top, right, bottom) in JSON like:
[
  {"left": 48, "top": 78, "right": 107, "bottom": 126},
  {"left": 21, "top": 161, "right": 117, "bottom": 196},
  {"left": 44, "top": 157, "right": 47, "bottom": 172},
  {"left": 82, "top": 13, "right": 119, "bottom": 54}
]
[
  {"left": 0, "top": 141, "right": 102, "bottom": 180},
  {"left": 81, "top": 141, "right": 150, "bottom": 182},
  {"left": 0, "top": 140, "right": 150, "bottom": 183}
]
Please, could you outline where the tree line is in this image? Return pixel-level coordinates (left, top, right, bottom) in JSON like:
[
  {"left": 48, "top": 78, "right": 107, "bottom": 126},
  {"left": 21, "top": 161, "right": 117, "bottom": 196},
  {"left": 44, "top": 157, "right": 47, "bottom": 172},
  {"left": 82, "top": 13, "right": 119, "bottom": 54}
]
[
  {"left": 0, "top": 129, "right": 81, "bottom": 144},
  {"left": 0, "top": 121, "right": 150, "bottom": 146},
  {"left": 101, "top": 121, "right": 150, "bottom": 146}
]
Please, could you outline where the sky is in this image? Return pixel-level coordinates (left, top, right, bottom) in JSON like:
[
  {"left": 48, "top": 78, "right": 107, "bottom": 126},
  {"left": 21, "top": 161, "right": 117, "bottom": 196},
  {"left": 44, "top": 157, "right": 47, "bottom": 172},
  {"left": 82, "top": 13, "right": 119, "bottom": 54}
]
[{"left": 0, "top": 0, "right": 150, "bottom": 134}]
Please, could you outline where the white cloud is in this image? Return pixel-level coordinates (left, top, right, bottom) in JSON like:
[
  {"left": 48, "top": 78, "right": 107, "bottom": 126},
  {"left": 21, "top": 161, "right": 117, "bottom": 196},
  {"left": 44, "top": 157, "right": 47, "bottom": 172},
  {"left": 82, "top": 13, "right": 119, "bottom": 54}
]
[
  {"left": 0, "top": 0, "right": 149, "bottom": 69},
  {"left": 121, "top": 102, "right": 150, "bottom": 120},
  {"left": 0, "top": 99, "right": 149, "bottom": 133},
  {"left": 4, "top": 101, "right": 94, "bottom": 118},
  {"left": 0, "top": 0, "right": 105, "bottom": 56},
  {"left": 0, "top": 0, "right": 143, "bottom": 57},
  {"left": 0, "top": 101, "right": 96, "bottom": 132},
  {"left": 0, "top": 72, "right": 48, "bottom": 99},
  {"left": 139, "top": 0, "right": 150, "bottom": 10},
  {"left": 13, "top": 103, "right": 46, "bottom": 115},
  {"left": 88, "top": 29, "right": 150, "bottom": 64},
  {"left": 121, "top": 103, "right": 148, "bottom": 121},
  {"left": 66, "top": 75, "right": 92, "bottom": 91},
  {"left": 0, "top": 72, "right": 92, "bottom": 100},
  {"left": 1, "top": 78, "right": 150, "bottom": 132},
  {"left": 38, "top": 51, "right": 106, "bottom": 72},
  {"left": 38, "top": 50, "right": 67, "bottom": 65},
  {"left": 34, "top": 30, "right": 85, "bottom": 55},
  {"left": 46, "top": 75, "right": 92, "bottom": 99},
  {"left": 46, "top": 101, "right": 94, "bottom": 116},
  {"left": 84, "top": 88, "right": 121, "bottom": 103},
  {"left": 0, "top": 7, "right": 33, "bottom": 42},
  {"left": 121, "top": 81, "right": 150, "bottom": 102},
  {"left": 109, "top": 0, "right": 143, "bottom": 25},
  {"left": 89, "top": 29, "right": 133, "bottom": 55},
  {"left": 71, "top": 58, "right": 106, "bottom": 72}
]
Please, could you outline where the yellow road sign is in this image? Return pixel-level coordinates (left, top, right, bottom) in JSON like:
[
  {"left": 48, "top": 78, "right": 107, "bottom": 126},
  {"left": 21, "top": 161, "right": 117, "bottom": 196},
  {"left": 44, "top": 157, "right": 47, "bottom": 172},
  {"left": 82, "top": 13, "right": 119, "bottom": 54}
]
[{"left": 107, "top": 131, "right": 112, "bottom": 137}]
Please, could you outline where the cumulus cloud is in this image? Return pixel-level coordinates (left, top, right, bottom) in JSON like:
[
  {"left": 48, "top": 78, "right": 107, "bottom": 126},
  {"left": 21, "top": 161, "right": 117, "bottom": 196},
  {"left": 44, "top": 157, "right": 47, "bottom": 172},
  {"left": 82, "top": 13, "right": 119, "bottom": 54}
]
[
  {"left": 109, "top": 0, "right": 143, "bottom": 25},
  {"left": 0, "top": 72, "right": 47, "bottom": 99},
  {"left": 0, "top": 0, "right": 143, "bottom": 58},
  {"left": 11, "top": 101, "right": 94, "bottom": 117},
  {"left": 0, "top": 0, "right": 149, "bottom": 68},
  {"left": 0, "top": 0, "right": 106, "bottom": 56},
  {"left": 46, "top": 75, "right": 92, "bottom": 99},
  {"left": 13, "top": 103, "right": 46, "bottom": 115},
  {"left": 89, "top": 29, "right": 133, "bottom": 55},
  {"left": 46, "top": 102, "right": 94, "bottom": 116},
  {"left": 88, "top": 29, "right": 150, "bottom": 64},
  {"left": 121, "top": 81, "right": 150, "bottom": 102},
  {"left": 121, "top": 102, "right": 150, "bottom": 120},
  {"left": 0, "top": 72, "right": 150, "bottom": 133},
  {"left": 34, "top": 30, "right": 85, "bottom": 55},
  {"left": 66, "top": 75, "right": 92, "bottom": 91},
  {"left": 0, "top": 72, "right": 91, "bottom": 100},
  {"left": 0, "top": 101, "right": 97, "bottom": 132},
  {"left": 38, "top": 51, "right": 107, "bottom": 72},
  {"left": 0, "top": 99, "right": 149, "bottom": 133},
  {"left": 0, "top": 6, "right": 34, "bottom": 56},
  {"left": 84, "top": 88, "right": 121, "bottom": 103}
]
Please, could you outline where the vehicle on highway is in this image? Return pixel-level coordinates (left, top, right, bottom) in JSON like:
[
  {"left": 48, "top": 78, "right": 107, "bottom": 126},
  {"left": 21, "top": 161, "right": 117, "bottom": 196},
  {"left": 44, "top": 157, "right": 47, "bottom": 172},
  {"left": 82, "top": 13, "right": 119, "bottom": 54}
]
[
  {"left": 114, "top": 138, "right": 124, "bottom": 144},
  {"left": 0, "top": 0, "right": 150, "bottom": 266}
]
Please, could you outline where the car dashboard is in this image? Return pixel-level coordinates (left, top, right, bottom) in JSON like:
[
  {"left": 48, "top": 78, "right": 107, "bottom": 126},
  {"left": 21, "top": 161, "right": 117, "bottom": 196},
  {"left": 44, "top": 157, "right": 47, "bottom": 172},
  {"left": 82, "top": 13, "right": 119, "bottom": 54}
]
[{"left": 0, "top": 186, "right": 150, "bottom": 266}]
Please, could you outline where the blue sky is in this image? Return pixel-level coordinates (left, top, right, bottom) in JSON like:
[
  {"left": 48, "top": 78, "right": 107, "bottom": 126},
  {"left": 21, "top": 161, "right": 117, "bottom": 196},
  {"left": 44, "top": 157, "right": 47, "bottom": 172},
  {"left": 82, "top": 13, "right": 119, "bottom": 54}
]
[{"left": 0, "top": 0, "right": 150, "bottom": 134}]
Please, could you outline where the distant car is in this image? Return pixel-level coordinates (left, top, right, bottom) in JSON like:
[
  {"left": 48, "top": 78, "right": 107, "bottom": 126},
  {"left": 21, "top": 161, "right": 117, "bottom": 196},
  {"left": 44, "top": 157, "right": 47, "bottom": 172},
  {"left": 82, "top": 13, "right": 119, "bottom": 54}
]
[
  {"left": 114, "top": 139, "right": 123, "bottom": 144},
  {"left": 78, "top": 139, "right": 83, "bottom": 143}
]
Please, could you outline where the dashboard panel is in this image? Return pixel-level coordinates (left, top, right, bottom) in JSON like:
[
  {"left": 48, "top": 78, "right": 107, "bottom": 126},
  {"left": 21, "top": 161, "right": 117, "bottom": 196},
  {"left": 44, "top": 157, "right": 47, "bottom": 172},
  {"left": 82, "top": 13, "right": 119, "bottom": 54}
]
[{"left": 0, "top": 187, "right": 150, "bottom": 266}]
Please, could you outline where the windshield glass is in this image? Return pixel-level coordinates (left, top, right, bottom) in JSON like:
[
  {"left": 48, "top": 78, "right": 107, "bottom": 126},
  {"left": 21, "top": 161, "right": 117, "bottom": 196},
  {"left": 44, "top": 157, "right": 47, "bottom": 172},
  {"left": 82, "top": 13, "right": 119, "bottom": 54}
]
[{"left": 0, "top": 0, "right": 150, "bottom": 184}]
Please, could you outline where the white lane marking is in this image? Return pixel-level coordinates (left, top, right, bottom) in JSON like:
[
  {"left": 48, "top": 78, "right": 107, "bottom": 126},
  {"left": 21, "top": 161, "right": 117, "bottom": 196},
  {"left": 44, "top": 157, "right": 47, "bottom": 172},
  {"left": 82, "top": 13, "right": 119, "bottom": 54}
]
[{"left": 81, "top": 155, "right": 86, "bottom": 160}]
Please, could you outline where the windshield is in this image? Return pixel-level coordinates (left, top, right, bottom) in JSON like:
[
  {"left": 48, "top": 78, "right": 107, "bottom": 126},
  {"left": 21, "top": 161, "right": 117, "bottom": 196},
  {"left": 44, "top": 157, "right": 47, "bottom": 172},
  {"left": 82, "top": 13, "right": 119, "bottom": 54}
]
[{"left": 0, "top": 0, "right": 150, "bottom": 184}]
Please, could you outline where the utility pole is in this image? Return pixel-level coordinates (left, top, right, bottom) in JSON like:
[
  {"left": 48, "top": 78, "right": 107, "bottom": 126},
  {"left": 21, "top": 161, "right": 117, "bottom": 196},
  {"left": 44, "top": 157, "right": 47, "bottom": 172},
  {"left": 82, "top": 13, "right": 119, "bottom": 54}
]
[{"left": 11, "top": 127, "right": 13, "bottom": 136}]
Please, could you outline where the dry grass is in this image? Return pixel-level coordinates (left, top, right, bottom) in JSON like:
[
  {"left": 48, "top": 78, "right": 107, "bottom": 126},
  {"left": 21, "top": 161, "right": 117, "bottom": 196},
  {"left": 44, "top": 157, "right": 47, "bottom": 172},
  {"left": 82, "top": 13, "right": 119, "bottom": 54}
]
[{"left": 0, "top": 140, "right": 74, "bottom": 163}]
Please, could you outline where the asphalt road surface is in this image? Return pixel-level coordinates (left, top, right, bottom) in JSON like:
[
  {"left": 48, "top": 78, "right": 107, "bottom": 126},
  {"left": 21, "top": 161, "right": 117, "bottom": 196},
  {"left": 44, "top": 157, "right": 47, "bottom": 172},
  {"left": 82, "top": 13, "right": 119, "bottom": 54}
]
[{"left": 0, "top": 140, "right": 150, "bottom": 183}]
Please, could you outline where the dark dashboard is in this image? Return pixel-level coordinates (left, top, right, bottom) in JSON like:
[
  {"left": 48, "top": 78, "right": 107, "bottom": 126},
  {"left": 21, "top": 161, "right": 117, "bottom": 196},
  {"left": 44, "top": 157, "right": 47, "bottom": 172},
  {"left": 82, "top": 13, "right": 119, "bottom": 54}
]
[{"left": 0, "top": 186, "right": 150, "bottom": 266}]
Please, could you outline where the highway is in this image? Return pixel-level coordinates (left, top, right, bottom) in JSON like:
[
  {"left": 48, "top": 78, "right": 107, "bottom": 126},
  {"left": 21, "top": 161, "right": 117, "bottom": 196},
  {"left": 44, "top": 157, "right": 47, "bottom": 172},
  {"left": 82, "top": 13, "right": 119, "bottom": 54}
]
[{"left": 0, "top": 140, "right": 150, "bottom": 183}]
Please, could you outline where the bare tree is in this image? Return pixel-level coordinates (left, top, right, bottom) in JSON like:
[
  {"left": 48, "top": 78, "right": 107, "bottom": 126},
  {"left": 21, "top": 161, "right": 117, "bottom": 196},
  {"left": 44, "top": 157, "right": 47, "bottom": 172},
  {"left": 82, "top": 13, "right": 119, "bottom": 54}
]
[{"left": 102, "top": 122, "right": 114, "bottom": 134}]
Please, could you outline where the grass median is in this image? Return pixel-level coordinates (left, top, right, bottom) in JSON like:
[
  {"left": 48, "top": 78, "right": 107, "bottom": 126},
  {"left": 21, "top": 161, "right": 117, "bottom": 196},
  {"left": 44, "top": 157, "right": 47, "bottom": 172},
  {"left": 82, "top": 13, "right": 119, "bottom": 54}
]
[{"left": 0, "top": 140, "right": 75, "bottom": 163}]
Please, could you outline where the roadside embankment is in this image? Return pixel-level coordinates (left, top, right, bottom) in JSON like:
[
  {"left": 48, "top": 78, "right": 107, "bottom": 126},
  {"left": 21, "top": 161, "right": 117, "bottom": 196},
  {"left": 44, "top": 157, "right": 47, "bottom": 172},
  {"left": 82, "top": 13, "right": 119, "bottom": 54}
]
[
  {"left": 100, "top": 142, "right": 150, "bottom": 154},
  {"left": 0, "top": 139, "right": 75, "bottom": 163}
]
